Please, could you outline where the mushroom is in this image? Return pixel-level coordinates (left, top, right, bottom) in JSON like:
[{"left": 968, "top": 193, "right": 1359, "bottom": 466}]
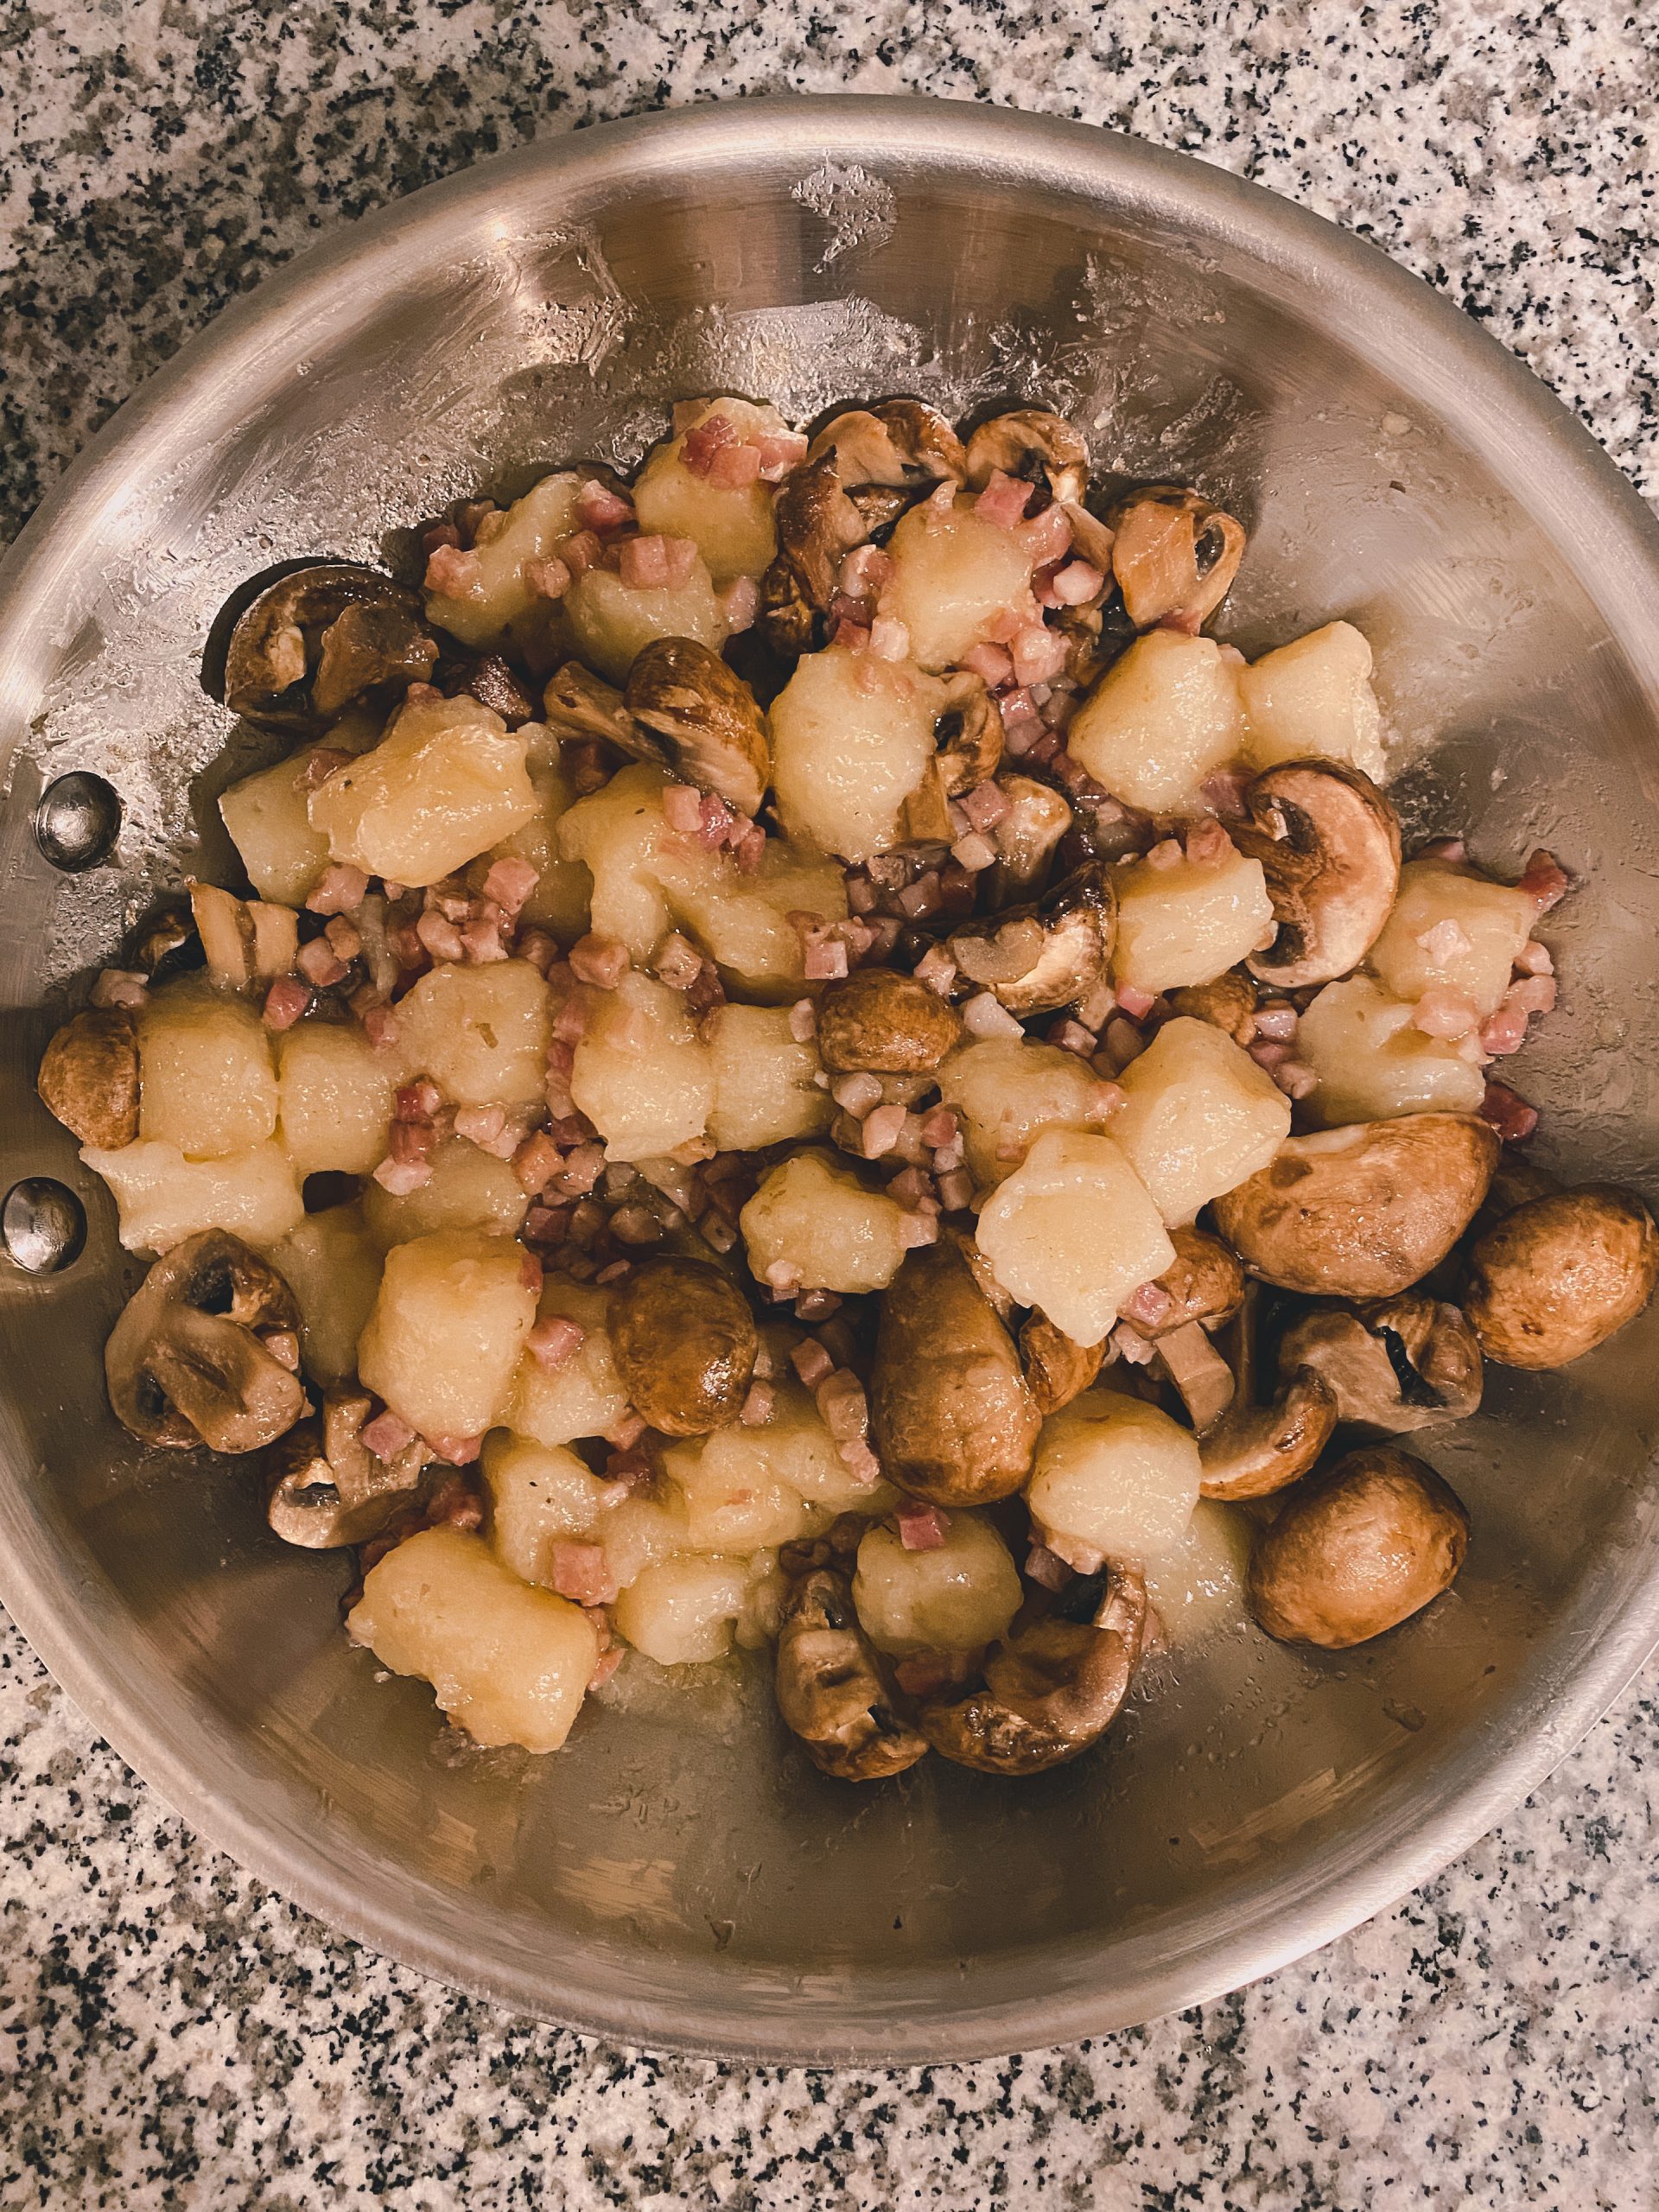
[
  {"left": 623, "top": 637, "right": 772, "bottom": 816},
  {"left": 1154, "top": 1321, "right": 1236, "bottom": 1433},
  {"left": 1104, "top": 485, "right": 1247, "bottom": 631},
  {"left": 916, "top": 1560, "right": 1147, "bottom": 1775},
  {"left": 541, "top": 660, "right": 639, "bottom": 747},
  {"left": 188, "top": 881, "right": 300, "bottom": 989},
  {"left": 37, "top": 1007, "right": 140, "bottom": 1149},
  {"left": 774, "top": 1567, "right": 930, "bottom": 1782},
  {"left": 868, "top": 1241, "right": 1041, "bottom": 1505},
  {"left": 216, "top": 563, "right": 436, "bottom": 732},
  {"left": 963, "top": 409, "right": 1090, "bottom": 506},
  {"left": 1198, "top": 1367, "right": 1338, "bottom": 1499},
  {"left": 985, "top": 776, "right": 1072, "bottom": 908},
  {"left": 1246, "top": 1445, "right": 1470, "bottom": 1649},
  {"left": 932, "top": 670, "right": 1006, "bottom": 797},
  {"left": 1212, "top": 1113, "right": 1498, "bottom": 1299},
  {"left": 607, "top": 1255, "right": 760, "bottom": 1436},
  {"left": 104, "top": 1229, "right": 308, "bottom": 1452},
  {"left": 1019, "top": 1311, "right": 1105, "bottom": 1414},
  {"left": 1463, "top": 1185, "right": 1659, "bottom": 1369},
  {"left": 760, "top": 456, "right": 869, "bottom": 655},
  {"left": 816, "top": 969, "right": 963, "bottom": 1075},
  {"left": 946, "top": 861, "right": 1116, "bottom": 1017},
  {"left": 1143, "top": 1226, "right": 1246, "bottom": 1338},
  {"left": 807, "top": 399, "right": 967, "bottom": 489},
  {"left": 445, "top": 652, "right": 538, "bottom": 728},
  {"left": 1235, "top": 762, "right": 1402, "bottom": 988},
  {"left": 1170, "top": 969, "right": 1258, "bottom": 1046},
  {"left": 127, "top": 901, "right": 202, "bottom": 986},
  {"left": 266, "top": 1386, "right": 431, "bottom": 1548},
  {"left": 1277, "top": 1294, "right": 1483, "bottom": 1433}
]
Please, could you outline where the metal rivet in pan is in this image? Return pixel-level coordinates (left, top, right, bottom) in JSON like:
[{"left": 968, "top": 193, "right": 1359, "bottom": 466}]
[
  {"left": 2, "top": 1179, "right": 88, "bottom": 1274},
  {"left": 33, "top": 772, "right": 123, "bottom": 872}
]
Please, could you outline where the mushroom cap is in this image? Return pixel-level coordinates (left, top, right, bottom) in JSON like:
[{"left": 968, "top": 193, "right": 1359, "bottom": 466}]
[
  {"left": 37, "top": 1007, "right": 140, "bottom": 1150},
  {"left": 446, "top": 652, "right": 539, "bottom": 728},
  {"left": 1145, "top": 1226, "right": 1246, "bottom": 1338},
  {"left": 1463, "top": 1185, "right": 1659, "bottom": 1369},
  {"left": 105, "top": 1229, "right": 307, "bottom": 1453},
  {"left": 946, "top": 861, "right": 1116, "bottom": 1017},
  {"left": 1019, "top": 1311, "right": 1105, "bottom": 1415},
  {"left": 1198, "top": 1367, "right": 1338, "bottom": 1500},
  {"left": 1212, "top": 1113, "right": 1499, "bottom": 1300},
  {"left": 607, "top": 1256, "right": 760, "bottom": 1437},
  {"left": 963, "top": 409, "right": 1090, "bottom": 506},
  {"left": 216, "top": 563, "right": 435, "bottom": 732},
  {"left": 774, "top": 1567, "right": 930, "bottom": 1782},
  {"left": 807, "top": 399, "right": 966, "bottom": 489},
  {"left": 1237, "top": 760, "right": 1402, "bottom": 988},
  {"left": 760, "top": 456, "right": 868, "bottom": 654},
  {"left": 868, "top": 1241, "right": 1041, "bottom": 1506},
  {"left": 1104, "top": 484, "right": 1247, "bottom": 632},
  {"left": 1169, "top": 968, "right": 1259, "bottom": 1046},
  {"left": 1277, "top": 1294, "right": 1483, "bottom": 1433},
  {"left": 986, "top": 775, "right": 1073, "bottom": 908},
  {"left": 816, "top": 968, "right": 964, "bottom": 1075},
  {"left": 1247, "top": 1445, "right": 1470, "bottom": 1648},
  {"left": 541, "top": 660, "right": 638, "bottom": 747},
  {"left": 624, "top": 636, "right": 772, "bottom": 816},
  {"left": 931, "top": 670, "right": 1006, "bottom": 798}
]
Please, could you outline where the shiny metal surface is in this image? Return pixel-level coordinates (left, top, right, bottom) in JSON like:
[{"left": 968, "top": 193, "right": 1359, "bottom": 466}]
[{"left": 3, "top": 99, "right": 1658, "bottom": 2064}]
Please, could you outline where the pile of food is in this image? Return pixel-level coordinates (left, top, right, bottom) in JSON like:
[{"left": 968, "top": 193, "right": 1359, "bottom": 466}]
[{"left": 38, "top": 396, "right": 1659, "bottom": 1782}]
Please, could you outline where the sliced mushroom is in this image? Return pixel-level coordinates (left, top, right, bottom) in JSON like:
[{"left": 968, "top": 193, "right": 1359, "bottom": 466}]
[
  {"left": 1170, "top": 969, "right": 1257, "bottom": 1046},
  {"left": 1144, "top": 1226, "right": 1246, "bottom": 1338},
  {"left": 623, "top": 637, "right": 772, "bottom": 815},
  {"left": 1154, "top": 1320, "right": 1236, "bottom": 1433},
  {"left": 964, "top": 409, "right": 1090, "bottom": 506},
  {"left": 807, "top": 400, "right": 966, "bottom": 489},
  {"left": 946, "top": 861, "right": 1116, "bottom": 1017},
  {"left": 37, "top": 1007, "right": 140, "bottom": 1149},
  {"left": 105, "top": 1229, "right": 308, "bottom": 1452},
  {"left": 1463, "top": 1185, "right": 1659, "bottom": 1369},
  {"left": 218, "top": 564, "right": 436, "bottom": 733},
  {"left": 1020, "top": 1311, "right": 1105, "bottom": 1414},
  {"left": 1198, "top": 1367, "right": 1338, "bottom": 1499},
  {"left": 607, "top": 1255, "right": 760, "bottom": 1436},
  {"left": 444, "top": 652, "right": 538, "bottom": 728},
  {"left": 760, "top": 456, "right": 869, "bottom": 656},
  {"left": 1104, "top": 485, "right": 1247, "bottom": 631},
  {"left": 933, "top": 670, "right": 1006, "bottom": 797},
  {"left": 541, "top": 660, "right": 639, "bottom": 747},
  {"left": 986, "top": 775, "right": 1073, "bottom": 909},
  {"left": 188, "top": 881, "right": 299, "bottom": 989},
  {"left": 916, "top": 1560, "right": 1147, "bottom": 1775},
  {"left": 869, "top": 1241, "right": 1041, "bottom": 1505},
  {"left": 267, "top": 1387, "right": 431, "bottom": 1548},
  {"left": 1213, "top": 1114, "right": 1499, "bottom": 1300},
  {"left": 1236, "top": 762, "right": 1402, "bottom": 988},
  {"left": 1247, "top": 1445, "right": 1469, "bottom": 1648},
  {"left": 127, "top": 901, "right": 202, "bottom": 986},
  {"left": 775, "top": 1567, "right": 929, "bottom": 1781},
  {"left": 817, "top": 969, "right": 963, "bottom": 1074},
  {"left": 1278, "top": 1294, "right": 1483, "bottom": 1433}
]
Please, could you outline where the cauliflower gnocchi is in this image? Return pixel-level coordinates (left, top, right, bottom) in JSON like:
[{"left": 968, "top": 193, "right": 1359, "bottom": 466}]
[{"left": 58, "top": 393, "right": 1598, "bottom": 1777}]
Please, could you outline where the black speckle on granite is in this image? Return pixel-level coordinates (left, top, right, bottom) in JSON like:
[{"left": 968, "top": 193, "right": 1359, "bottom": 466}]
[{"left": 5, "top": 4, "right": 1659, "bottom": 2205}]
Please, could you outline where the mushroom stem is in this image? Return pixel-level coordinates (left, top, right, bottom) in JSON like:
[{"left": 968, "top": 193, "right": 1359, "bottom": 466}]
[{"left": 1154, "top": 1320, "right": 1236, "bottom": 1433}]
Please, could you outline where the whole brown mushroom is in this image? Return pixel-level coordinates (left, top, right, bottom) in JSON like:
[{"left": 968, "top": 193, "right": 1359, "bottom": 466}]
[
  {"left": 1198, "top": 1368, "right": 1338, "bottom": 1501},
  {"left": 607, "top": 1257, "right": 760, "bottom": 1436},
  {"left": 774, "top": 1567, "right": 929, "bottom": 1781},
  {"left": 1247, "top": 1445, "right": 1470, "bottom": 1649},
  {"left": 1463, "top": 1185, "right": 1659, "bottom": 1369},
  {"left": 816, "top": 969, "right": 963, "bottom": 1075},
  {"left": 37, "top": 1007, "right": 141, "bottom": 1150}
]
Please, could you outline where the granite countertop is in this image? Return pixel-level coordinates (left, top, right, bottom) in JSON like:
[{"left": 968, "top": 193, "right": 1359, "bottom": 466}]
[{"left": 5, "top": 5, "right": 1659, "bottom": 2206}]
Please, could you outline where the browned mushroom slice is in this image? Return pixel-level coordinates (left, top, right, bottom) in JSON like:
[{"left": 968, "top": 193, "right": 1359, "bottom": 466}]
[
  {"left": 445, "top": 652, "right": 539, "bottom": 728},
  {"left": 1236, "top": 761, "right": 1402, "bottom": 988},
  {"left": 607, "top": 1255, "right": 760, "bottom": 1437},
  {"left": 1105, "top": 484, "right": 1247, "bottom": 631},
  {"left": 219, "top": 563, "right": 437, "bottom": 733},
  {"left": 267, "top": 1387, "right": 432, "bottom": 1548},
  {"left": 947, "top": 861, "right": 1115, "bottom": 1017},
  {"left": 760, "top": 456, "right": 869, "bottom": 655},
  {"left": 816, "top": 969, "right": 963, "bottom": 1075},
  {"left": 1462, "top": 1185, "right": 1659, "bottom": 1370},
  {"left": 188, "top": 881, "right": 300, "bottom": 989},
  {"left": 1020, "top": 1311, "right": 1105, "bottom": 1415},
  {"left": 1278, "top": 1294, "right": 1483, "bottom": 1433},
  {"left": 105, "top": 1229, "right": 308, "bottom": 1452},
  {"left": 964, "top": 409, "right": 1090, "bottom": 506},
  {"left": 625, "top": 637, "right": 772, "bottom": 816},
  {"left": 1198, "top": 1367, "right": 1338, "bottom": 1499},
  {"left": 917, "top": 1560, "right": 1147, "bottom": 1775},
  {"left": 1143, "top": 1226, "right": 1246, "bottom": 1337},
  {"left": 1247, "top": 1445, "right": 1469, "bottom": 1648},
  {"left": 932, "top": 669, "right": 1006, "bottom": 797},
  {"left": 541, "top": 659, "right": 639, "bottom": 747},
  {"left": 1154, "top": 1320, "right": 1236, "bottom": 1433},
  {"left": 775, "top": 1567, "right": 930, "bottom": 1781},
  {"left": 1170, "top": 969, "right": 1258, "bottom": 1046},
  {"left": 37, "top": 1007, "right": 141, "bottom": 1149},
  {"left": 985, "top": 775, "right": 1073, "bottom": 909},
  {"left": 807, "top": 399, "right": 967, "bottom": 488}
]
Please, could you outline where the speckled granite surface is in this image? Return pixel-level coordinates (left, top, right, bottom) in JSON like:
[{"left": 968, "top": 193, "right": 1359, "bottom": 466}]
[{"left": 5, "top": 5, "right": 1659, "bottom": 2206}]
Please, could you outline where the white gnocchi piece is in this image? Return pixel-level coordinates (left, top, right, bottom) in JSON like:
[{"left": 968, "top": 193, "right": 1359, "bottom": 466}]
[
  {"left": 1110, "top": 1016, "right": 1290, "bottom": 1224},
  {"left": 569, "top": 969, "right": 715, "bottom": 1161},
  {"left": 1027, "top": 1389, "right": 1201, "bottom": 1567},
  {"left": 219, "top": 741, "right": 355, "bottom": 906},
  {"left": 482, "top": 1432, "right": 618, "bottom": 1586},
  {"left": 880, "top": 493, "right": 1039, "bottom": 672},
  {"left": 770, "top": 643, "right": 941, "bottom": 863},
  {"left": 395, "top": 959, "right": 552, "bottom": 1110},
  {"left": 740, "top": 1148, "right": 914, "bottom": 1294},
  {"left": 716, "top": 1374, "right": 897, "bottom": 1515},
  {"left": 1112, "top": 843, "right": 1275, "bottom": 996},
  {"left": 308, "top": 693, "right": 537, "bottom": 887},
  {"left": 356, "top": 1228, "right": 539, "bottom": 1441},
  {"left": 1366, "top": 858, "right": 1536, "bottom": 1018},
  {"left": 348, "top": 1525, "right": 599, "bottom": 1752},
  {"left": 269, "top": 1204, "right": 385, "bottom": 1386},
  {"left": 595, "top": 1487, "right": 692, "bottom": 1592},
  {"left": 363, "top": 1137, "right": 529, "bottom": 1249},
  {"left": 277, "top": 1020, "right": 395, "bottom": 1178},
  {"left": 663, "top": 840, "right": 849, "bottom": 1004},
  {"left": 555, "top": 762, "right": 675, "bottom": 960},
  {"left": 563, "top": 558, "right": 727, "bottom": 686},
  {"left": 613, "top": 1554, "right": 753, "bottom": 1668},
  {"left": 936, "top": 1037, "right": 1118, "bottom": 1188},
  {"left": 974, "top": 1128, "right": 1175, "bottom": 1347},
  {"left": 852, "top": 1510, "right": 1023, "bottom": 1657},
  {"left": 705, "top": 1002, "right": 833, "bottom": 1152},
  {"left": 1238, "top": 620, "right": 1386, "bottom": 783},
  {"left": 138, "top": 987, "right": 278, "bottom": 1160},
  {"left": 1139, "top": 1500, "right": 1251, "bottom": 1649},
  {"left": 505, "top": 1280, "right": 629, "bottom": 1451},
  {"left": 1068, "top": 631, "right": 1246, "bottom": 813},
  {"left": 662, "top": 1433, "right": 822, "bottom": 1555},
  {"left": 1296, "top": 975, "right": 1487, "bottom": 1124},
  {"left": 81, "top": 1137, "right": 302, "bottom": 1255},
  {"left": 423, "top": 473, "right": 584, "bottom": 649},
  {"left": 489, "top": 745, "right": 594, "bottom": 943},
  {"left": 631, "top": 397, "right": 787, "bottom": 582}
]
